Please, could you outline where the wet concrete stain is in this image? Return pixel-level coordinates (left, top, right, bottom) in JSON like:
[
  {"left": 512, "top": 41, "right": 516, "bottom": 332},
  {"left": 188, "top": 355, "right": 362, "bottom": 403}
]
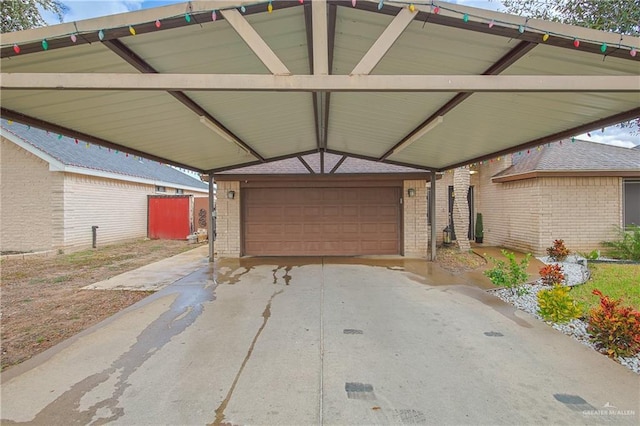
[
  {"left": 446, "top": 286, "right": 533, "bottom": 328},
  {"left": 271, "top": 265, "right": 292, "bottom": 285},
  {"left": 2, "top": 265, "right": 217, "bottom": 425},
  {"left": 345, "top": 382, "right": 376, "bottom": 400},
  {"left": 553, "top": 393, "right": 597, "bottom": 412},
  {"left": 211, "top": 289, "right": 284, "bottom": 426}
]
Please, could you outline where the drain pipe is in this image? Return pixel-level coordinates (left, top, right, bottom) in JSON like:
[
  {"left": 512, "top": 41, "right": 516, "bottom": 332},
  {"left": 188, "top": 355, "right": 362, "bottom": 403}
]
[{"left": 92, "top": 226, "right": 99, "bottom": 248}]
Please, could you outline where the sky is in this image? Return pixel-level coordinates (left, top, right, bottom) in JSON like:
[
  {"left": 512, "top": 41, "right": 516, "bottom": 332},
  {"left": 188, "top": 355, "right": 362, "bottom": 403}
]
[{"left": 40, "top": 0, "right": 639, "bottom": 149}]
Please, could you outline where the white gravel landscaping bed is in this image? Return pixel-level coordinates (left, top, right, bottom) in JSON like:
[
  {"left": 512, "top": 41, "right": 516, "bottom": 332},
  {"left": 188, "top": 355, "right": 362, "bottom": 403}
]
[{"left": 489, "top": 256, "right": 640, "bottom": 375}]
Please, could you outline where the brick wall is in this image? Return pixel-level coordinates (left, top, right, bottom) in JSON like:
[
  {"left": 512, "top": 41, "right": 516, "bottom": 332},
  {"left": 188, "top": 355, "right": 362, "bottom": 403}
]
[
  {"left": 453, "top": 168, "right": 471, "bottom": 251},
  {"left": 537, "top": 176, "right": 621, "bottom": 254},
  {"left": 475, "top": 156, "right": 622, "bottom": 255},
  {"left": 0, "top": 137, "right": 53, "bottom": 252},
  {"left": 403, "top": 179, "right": 428, "bottom": 257},
  {"left": 214, "top": 181, "right": 241, "bottom": 257}
]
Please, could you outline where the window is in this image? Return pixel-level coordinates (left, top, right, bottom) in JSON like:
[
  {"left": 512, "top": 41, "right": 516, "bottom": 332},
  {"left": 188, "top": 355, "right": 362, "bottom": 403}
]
[
  {"left": 624, "top": 180, "right": 640, "bottom": 227},
  {"left": 155, "top": 185, "right": 166, "bottom": 193},
  {"left": 176, "top": 188, "right": 184, "bottom": 195}
]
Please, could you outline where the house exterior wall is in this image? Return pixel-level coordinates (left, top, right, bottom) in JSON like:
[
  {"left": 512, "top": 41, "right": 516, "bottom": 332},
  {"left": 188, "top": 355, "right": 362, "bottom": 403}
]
[
  {"left": 214, "top": 181, "right": 241, "bottom": 257},
  {"left": 214, "top": 179, "right": 428, "bottom": 258},
  {"left": 428, "top": 172, "right": 452, "bottom": 246},
  {"left": 476, "top": 156, "right": 622, "bottom": 256},
  {"left": 60, "top": 173, "right": 206, "bottom": 251},
  {"left": 0, "top": 137, "right": 54, "bottom": 253},
  {"left": 536, "top": 176, "right": 621, "bottom": 255},
  {"left": 403, "top": 179, "right": 428, "bottom": 257}
]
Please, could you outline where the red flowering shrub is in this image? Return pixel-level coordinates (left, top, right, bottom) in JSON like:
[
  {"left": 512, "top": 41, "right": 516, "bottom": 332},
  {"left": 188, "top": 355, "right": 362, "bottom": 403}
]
[
  {"left": 539, "top": 264, "right": 565, "bottom": 286},
  {"left": 587, "top": 289, "right": 640, "bottom": 358}
]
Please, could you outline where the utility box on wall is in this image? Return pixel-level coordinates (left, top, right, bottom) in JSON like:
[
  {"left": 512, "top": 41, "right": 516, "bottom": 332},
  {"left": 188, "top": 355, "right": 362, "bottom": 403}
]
[{"left": 148, "top": 195, "right": 193, "bottom": 240}]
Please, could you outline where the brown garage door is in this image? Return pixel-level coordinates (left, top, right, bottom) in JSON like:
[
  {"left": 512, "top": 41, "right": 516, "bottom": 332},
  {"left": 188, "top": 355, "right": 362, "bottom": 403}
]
[{"left": 243, "top": 187, "right": 401, "bottom": 256}]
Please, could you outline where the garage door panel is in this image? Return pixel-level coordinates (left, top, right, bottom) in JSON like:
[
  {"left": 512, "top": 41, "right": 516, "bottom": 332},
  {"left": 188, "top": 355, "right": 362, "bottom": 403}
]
[{"left": 243, "top": 187, "right": 400, "bottom": 256}]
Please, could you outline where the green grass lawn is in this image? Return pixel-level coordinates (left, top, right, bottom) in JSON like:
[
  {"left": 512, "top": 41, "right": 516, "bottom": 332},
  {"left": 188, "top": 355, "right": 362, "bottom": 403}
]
[{"left": 570, "top": 263, "right": 640, "bottom": 314}]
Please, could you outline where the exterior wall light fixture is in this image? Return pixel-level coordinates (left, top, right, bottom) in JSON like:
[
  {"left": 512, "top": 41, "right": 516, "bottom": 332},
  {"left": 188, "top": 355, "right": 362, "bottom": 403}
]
[
  {"left": 227, "top": 190, "right": 236, "bottom": 199},
  {"left": 407, "top": 188, "right": 416, "bottom": 197}
]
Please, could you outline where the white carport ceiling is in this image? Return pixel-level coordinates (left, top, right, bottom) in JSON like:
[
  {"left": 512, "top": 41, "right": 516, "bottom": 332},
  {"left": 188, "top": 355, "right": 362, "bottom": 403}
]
[{"left": 1, "top": 0, "right": 638, "bottom": 173}]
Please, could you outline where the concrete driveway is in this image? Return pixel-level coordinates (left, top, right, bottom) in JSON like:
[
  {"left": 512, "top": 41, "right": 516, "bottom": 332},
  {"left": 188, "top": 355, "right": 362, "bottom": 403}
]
[{"left": 1, "top": 256, "right": 638, "bottom": 425}]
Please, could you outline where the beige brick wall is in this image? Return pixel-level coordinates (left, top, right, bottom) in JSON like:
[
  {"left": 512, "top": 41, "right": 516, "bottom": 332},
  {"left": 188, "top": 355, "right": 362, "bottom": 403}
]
[
  {"left": 453, "top": 168, "right": 471, "bottom": 251},
  {"left": 428, "top": 172, "right": 453, "bottom": 245},
  {"left": 537, "top": 176, "right": 621, "bottom": 255},
  {"left": 475, "top": 156, "right": 622, "bottom": 255},
  {"left": 403, "top": 179, "right": 428, "bottom": 257},
  {"left": 0, "top": 137, "right": 53, "bottom": 252},
  {"left": 214, "top": 181, "right": 241, "bottom": 257}
]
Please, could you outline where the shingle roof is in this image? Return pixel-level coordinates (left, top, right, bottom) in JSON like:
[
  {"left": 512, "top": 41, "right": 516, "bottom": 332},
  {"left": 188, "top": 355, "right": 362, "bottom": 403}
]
[
  {"left": 217, "top": 152, "right": 426, "bottom": 175},
  {"left": 1, "top": 119, "right": 208, "bottom": 190},
  {"left": 494, "top": 139, "right": 640, "bottom": 179}
]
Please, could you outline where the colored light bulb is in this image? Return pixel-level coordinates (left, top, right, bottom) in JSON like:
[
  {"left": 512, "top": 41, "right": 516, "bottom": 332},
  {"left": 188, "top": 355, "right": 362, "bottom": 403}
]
[
  {"left": 212, "top": 10, "right": 217, "bottom": 21},
  {"left": 240, "top": 5, "right": 246, "bottom": 12},
  {"left": 352, "top": 0, "right": 356, "bottom": 6},
  {"left": 573, "top": 39, "right": 579, "bottom": 48},
  {"left": 542, "top": 33, "right": 549, "bottom": 42},
  {"left": 488, "top": 20, "right": 494, "bottom": 28},
  {"left": 129, "top": 26, "right": 136, "bottom": 36},
  {"left": 378, "top": 0, "right": 383, "bottom": 10},
  {"left": 13, "top": 44, "right": 20, "bottom": 54},
  {"left": 58, "top": 134, "right": 63, "bottom": 139},
  {"left": 98, "top": 30, "right": 105, "bottom": 40},
  {"left": 155, "top": 19, "right": 161, "bottom": 28},
  {"left": 185, "top": 13, "right": 191, "bottom": 23},
  {"left": 268, "top": 2, "right": 273, "bottom": 13},
  {"left": 42, "top": 39, "right": 48, "bottom": 50},
  {"left": 463, "top": 14, "right": 469, "bottom": 22},
  {"left": 631, "top": 48, "right": 637, "bottom": 57},
  {"left": 600, "top": 43, "right": 607, "bottom": 53},
  {"left": 433, "top": 6, "right": 440, "bottom": 14},
  {"left": 409, "top": 4, "right": 415, "bottom": 12},
  {"left": 518, "top": 25, "right": 524, "bottom": 33},
  {"left": 70, "top": 33, "right": 77, "bottom": 42}
]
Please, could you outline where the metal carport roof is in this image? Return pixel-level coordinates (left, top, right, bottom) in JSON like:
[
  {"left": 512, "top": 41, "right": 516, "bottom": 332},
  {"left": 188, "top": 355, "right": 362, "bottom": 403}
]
[{"left": 1, "top": 0, "right": 639, "bottom": 174}]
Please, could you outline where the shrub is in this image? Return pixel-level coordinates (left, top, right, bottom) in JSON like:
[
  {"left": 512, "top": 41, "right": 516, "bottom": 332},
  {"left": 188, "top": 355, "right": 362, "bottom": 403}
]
[
  {"left": 546, "top": 239, "right": 570, "bottom": 261},
  {"left": 537, "top": 285, "right": 582, "bottom": 323},
  {"left": 484, "top": 250, "right": 531, "bottom": 296},
  {"left": 601, "top": 225, "right": 640, "bottom": 261},
  {"left": 587, "top": 289, "right": 640, "bottom": 358},
  {"left": 539, "top": 264, "right": 565, "bottom": 286},
  {"left": 577, "top": 249, "right": 600, "bottom": 261}
]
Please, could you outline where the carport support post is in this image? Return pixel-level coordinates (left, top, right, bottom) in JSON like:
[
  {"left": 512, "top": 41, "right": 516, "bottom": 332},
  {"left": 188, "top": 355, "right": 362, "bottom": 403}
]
[
  {"left": 430, "top": 171, "right": 437, "bottom": 261},
  {"left": 208, "top": 175, "right": 215, "bottom": 262}
]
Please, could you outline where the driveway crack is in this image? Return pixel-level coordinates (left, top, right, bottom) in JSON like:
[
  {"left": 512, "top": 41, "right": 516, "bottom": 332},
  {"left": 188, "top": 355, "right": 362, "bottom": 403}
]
[{"left": 211, "top": 289, "right": 284, "bottom": 426}]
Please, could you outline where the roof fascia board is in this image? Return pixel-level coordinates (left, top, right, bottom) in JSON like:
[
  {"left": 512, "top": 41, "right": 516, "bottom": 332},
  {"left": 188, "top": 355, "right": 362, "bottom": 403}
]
[
  {"left": 215, "top": 172, "right": 431, "bottom": 182},
  {"left": 4, "top": 73, "right": 637, "bottom": 92},
  {"left": 62, "top": 165, "right": 209, "bottom": 192},
  {"left": 492, "top": 170, "right": 640, "bottom": 183},
  {"left": 1, "top": 129, "right": 66, "bottom": 171}
]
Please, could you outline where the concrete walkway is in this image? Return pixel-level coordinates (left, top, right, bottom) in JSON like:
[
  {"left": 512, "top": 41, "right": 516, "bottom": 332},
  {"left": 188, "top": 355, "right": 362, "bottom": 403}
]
[{"left": 2, "top": 252, "right": 638, "bottom": 425}]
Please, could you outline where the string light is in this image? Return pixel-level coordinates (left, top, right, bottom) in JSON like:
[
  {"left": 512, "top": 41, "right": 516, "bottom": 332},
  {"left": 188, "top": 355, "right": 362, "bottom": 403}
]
[
  {"left": 352, "top": 0, "right": 357, "bottom": 6},
  {"left": 488, "top": 20, "right": 494, "bottom": 28},
  {"left": 462, "top": 13, "right": 469, "bottom": 23},
  {"left": 129, "top": 26, "right": 136, "bottom": 36},
  {"left": 240, "top": 5, "right": 246, "bottom": 13},
  {"left": 212, "top": 10, "right": 217, "bottom": 21},
  {"left": 57, "top": 134, "right": 63, "bottom": 139},
  {"left": 573, "top": 39, "right": 580, "bottom": 48},
  {"left": 155, "top": 19, "right": 161, "bottom": 28},
  {"left": 518, "top": 25, "right": 524, "bottom": 33},
  {"left": 268, "top": 1, "right": 273, "bottom": 13},
  {"left": 185, "top": 13, "right": 191, "bottom": 23},
  {"left": 70, "top": 33, "right": 77, "bottom": 42},
  {"left": 75, "top": 138, "right": 79, "bottom": 144},
  {"left": 378, "top": 0, "right": 384, "bottom": 10},
  {"left": 12, "top": 44, "right": 20, "bottom": 54},
  {"left": 98, "top": 29, "right": 105, "bottom": 40},
  {"left": 542, "top": 33, "right": 549, "bottom": 42},
  {"left": 409, "top": 4, "right": 415, "bottom": 12},
  {"left": 433, "top": 5, "right": 440, "bottom": 14},
  {"left": 631, "top": 48, "right": 637, "bottom": 57},
  {"left": 41, "top": 39, "right": 48, "bottom": 50}
]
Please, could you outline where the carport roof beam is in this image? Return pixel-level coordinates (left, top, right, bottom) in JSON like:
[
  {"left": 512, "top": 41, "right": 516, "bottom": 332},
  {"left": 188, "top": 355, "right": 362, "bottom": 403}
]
[{"left": 3, "top": 74, "right": 638, "bottom": 92}]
